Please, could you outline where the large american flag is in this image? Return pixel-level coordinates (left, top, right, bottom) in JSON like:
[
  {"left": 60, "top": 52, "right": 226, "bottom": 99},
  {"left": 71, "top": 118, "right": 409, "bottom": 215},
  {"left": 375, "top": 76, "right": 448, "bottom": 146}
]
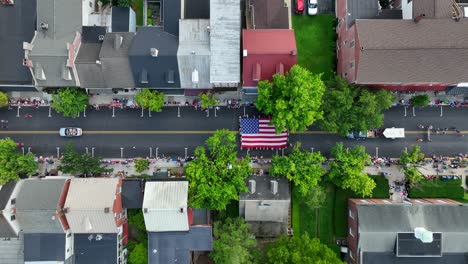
[{"left": 240, "top": 117, "right": 289, "bottom": 149}]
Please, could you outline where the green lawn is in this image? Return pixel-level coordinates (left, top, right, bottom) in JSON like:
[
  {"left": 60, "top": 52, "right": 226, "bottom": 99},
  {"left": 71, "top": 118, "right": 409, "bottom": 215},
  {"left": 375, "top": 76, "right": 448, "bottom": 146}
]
[
  {"left": 292, "top": 14, "right": 336, "bottom": 81},
  {"left": 317, "top": 184, "right": 335, "bottom": 244},
  {"left": 292, "top": 187, "right": 316, "bottom": 237},
  {"left": 133, "top": 0, "right": 144, "bottom": 26},
  {"left": 409, "top": 178, "right": 464, "bottom": 199}
]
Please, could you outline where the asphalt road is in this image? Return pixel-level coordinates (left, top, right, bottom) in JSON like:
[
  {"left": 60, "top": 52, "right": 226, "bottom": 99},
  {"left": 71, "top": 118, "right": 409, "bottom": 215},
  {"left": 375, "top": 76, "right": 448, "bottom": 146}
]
[{"left": 0, "top": 105, "right": 467, "bottom": 158}]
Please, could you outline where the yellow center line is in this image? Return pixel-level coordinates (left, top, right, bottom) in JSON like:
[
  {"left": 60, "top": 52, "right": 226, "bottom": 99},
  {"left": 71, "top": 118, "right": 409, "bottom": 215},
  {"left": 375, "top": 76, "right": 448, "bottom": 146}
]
[{"left": 0, "top": 130, "right": 467, "bottom": 135}]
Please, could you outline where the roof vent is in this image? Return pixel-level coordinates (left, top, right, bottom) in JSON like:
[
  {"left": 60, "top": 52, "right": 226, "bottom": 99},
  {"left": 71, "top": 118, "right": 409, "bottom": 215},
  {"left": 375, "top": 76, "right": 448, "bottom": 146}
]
[
  {"left": 95, "top": 234, "right": 103, "bottom": 241},
  {"left": 243, "top": 49, "right": 248, "bottom": 57},
  {"left": 180, "top": 208, "right": 184, "bottom": 213},
  {"left": 96, "top": 60, "right": 101, "bottom": 65},
  {"left": 413, "top": 13, "right": 425, "bottom": 23},
  {"left": 143, "top": 208, "right": 148, "bottom": 213},
  {"left": 40, "top": 22, "right": 48, "bottom": 30},
  {"left": 191, "top": 50, "right": 196, "bottom": 55},
  {"left": 62, "top": 207, "right": 69, "bottom": 213},
  {"left": 88, "top": 234, "right": 94, "bottom": 241},
  {"left": 104, "top": 207, "right": 110, "bottom": 213},
  {"left": 192, "top": 69, "right": 199, "bottom": 84},
  {"left": 150, "top": 48, "right": 159, "bottom": 57},
  {"left": 291, "top": 49, "right": 297, "bottom": 56},
  {"left": 114, "top": 34, "right": 123, "bottom": 49},
  {"left": 98, "top": 35, "right": 105, "bottom": 41},
  {"left": 270, "top": 180, "right": 278, "bottom": 195},
  {"left": 248, "top": 180, "right": 256, "bottom": 194},
  {"left": 206, "top": 25, "right": 210, "bottom": 32},
  {"left": 414, "top": 227, "right": 433, "bottom": 243}
]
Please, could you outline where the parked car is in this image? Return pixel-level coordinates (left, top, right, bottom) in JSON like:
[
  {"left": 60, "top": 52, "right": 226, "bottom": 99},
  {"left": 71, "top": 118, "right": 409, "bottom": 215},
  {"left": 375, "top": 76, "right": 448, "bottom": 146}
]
[
  {"left": 59, "top": 127, "right": 82, "bottom": 137},
  {"left": 308, "top": 0, "right": 318, "bottom": 15},
  {"left": 295, "top": 0, "right": 304, "bottom": 14}
]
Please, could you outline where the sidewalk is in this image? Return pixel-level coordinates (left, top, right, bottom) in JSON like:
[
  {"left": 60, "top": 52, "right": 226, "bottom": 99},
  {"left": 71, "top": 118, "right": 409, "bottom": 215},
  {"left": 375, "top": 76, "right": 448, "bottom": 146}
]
[{"left": 395, "top": 91, "right": 467, "bottom": 106}]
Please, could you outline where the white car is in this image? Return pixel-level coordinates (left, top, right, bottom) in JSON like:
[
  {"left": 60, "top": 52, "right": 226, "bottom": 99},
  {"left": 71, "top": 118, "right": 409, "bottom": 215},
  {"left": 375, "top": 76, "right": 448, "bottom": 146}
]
[
  {"left": 59, "top": 127, "right": 83, "bottom": 137},
  {"left": 308, "top": 0, "right": 318, "bottom": 15}
]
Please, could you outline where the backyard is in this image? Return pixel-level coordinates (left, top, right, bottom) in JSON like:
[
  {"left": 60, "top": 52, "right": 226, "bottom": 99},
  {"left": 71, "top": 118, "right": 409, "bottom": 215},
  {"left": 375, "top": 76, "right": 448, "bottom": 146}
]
[
  {"left": 409, "top": 178, "right": 465, "bottom": 200},
  {"left": 292, "top": 14, "right": 336, "bottom": 81},
  {"left": 133, "top": 0, "right": 144, "bottom": 26}
]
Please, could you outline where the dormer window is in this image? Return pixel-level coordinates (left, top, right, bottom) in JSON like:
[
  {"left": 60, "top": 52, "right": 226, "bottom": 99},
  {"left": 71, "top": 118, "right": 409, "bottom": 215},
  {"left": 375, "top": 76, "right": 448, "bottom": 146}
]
[
  {"left": 140, "top": 69, "right": 148, "bottom": 84},
  {"left": 166, "top": 70, "right": 175, "bottom": 84}
]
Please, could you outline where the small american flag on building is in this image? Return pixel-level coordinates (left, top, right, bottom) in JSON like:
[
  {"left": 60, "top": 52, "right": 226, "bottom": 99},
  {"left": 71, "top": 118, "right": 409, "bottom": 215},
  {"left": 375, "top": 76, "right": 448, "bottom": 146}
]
[{"left": 240, "top": 117, "right": 289, "bottom": 149}]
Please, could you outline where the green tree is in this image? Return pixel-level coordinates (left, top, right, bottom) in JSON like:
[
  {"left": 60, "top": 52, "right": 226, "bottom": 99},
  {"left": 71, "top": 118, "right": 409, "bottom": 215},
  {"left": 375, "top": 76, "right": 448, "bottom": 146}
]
[
  {"left": 0, "top": 92, "right": 8, "bottom": 108},
  {"left": 271, "top": 143, "right": 326, "bottom": 197},
  {"left": 117, "top": 0, "right": 133, "bottom": 7},
  {"left": 265, "top": 233, "right": 343, "bottom": 264},
  {"left": 319, "top": 75, "right": 395, "bottom": 135},
  {"left": 199, "top": 92, "right": 218, "bottom": 109},
  {"left": 211, "top": 218, "right": 259, "bottom": 264},
  {"left": 0, "top": 138, "right": 37, "bottom": 184},
  {"left": 400, "top": 145, "right": 425, "bottom": 186},
  {"left": 51, "top": 87, "right": 89, "bottom": 118},
  {"left": 304, "top": 186, "right": 327, "bottom": 209},
  {"left": 135, "top": 88, "right": 165, "bottom": 112},
  {"left": 134, "top": 159, "right": 150, "bottom": 173},
  {"left": 59, "top": 143, "right": 113, "bottom": 177},
  {"left": 400, "top": 145, "right": 425, "bottom": 164},
  {"left": 128, "top": 243, "right": 148, "bottom": 264},
  {"left": 328, "top": 143, "right": 376, "bottom": 197},
  {"left": 185, "top": 130, "right": 251, "bottom": 210},
  {"left": 409, "top": 94, "right": 431, "bottom": 107},
  {"left": 256, "top": 65, "right": 326, "bottom": 133}
]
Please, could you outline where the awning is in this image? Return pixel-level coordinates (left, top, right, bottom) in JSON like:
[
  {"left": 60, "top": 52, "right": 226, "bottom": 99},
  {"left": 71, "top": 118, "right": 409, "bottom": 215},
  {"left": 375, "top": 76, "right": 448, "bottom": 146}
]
[
  {"left": 383, "top": 128, "right": 405, "bottom": 139},
  {"left": 446, "top": 86, "right": 468, "bottom": 95}
]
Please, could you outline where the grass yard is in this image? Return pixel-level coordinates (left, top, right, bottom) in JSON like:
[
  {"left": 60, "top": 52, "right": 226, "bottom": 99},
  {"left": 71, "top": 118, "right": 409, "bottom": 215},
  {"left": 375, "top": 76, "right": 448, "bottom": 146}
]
[
  {"left": 292, "top": 14, "right": 336, "bottom": 81},
  {"left": 292, "top": 187, "right": 317, "bottom": 237},
  {"left": 317, "top": 184, "right": 336, "bottom": 244},
  {"left": 409, "top": 178, "right": 464, "bottom": 200},
  {"left": 133, "top": 0, "right": 144, "bottom": 26}
]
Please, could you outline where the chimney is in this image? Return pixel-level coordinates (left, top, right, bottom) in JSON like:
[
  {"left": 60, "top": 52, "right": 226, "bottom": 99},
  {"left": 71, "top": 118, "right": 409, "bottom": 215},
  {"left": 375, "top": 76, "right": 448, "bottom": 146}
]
[
  {"left": 150, "top": 48, "right": 159, "bottom": 57},
  {"left": 414, "top": 227, "right": 434, "bottom": 243},
  {"left": 104, "top": 207, "right": 110, "bottom": 213},
  {"left": 270, "top": 180, "right": 278, "bottom": 195},
  {"left": 248, "top": 180, "right": 256, "bottom": 194},
  {"left": 114, "top": 34, "right": 123, "bottom": 49},
  {"left": 413, "top": 13, "right": 425, "bottom": 23}
]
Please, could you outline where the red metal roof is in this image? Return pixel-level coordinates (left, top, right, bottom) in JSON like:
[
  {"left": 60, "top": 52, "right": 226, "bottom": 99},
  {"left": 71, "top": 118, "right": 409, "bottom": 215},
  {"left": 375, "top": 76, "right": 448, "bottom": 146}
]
[
  {"left": 242, "top": 30, "right": 297, "bottom": 87},
  {"left": 243, "top": 29, "right": 297, "bottom": 55}
]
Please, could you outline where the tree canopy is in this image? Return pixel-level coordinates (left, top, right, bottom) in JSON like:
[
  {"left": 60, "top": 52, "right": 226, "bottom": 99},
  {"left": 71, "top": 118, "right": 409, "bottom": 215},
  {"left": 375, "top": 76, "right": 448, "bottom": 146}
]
[
  {"left": 128, "top": 243, "right": 148, "bottom": 264},
  {"left": 185, "top": 130, "right": 251, "bottom": 210},
  {"left": 0, "top": 92, "right": 8, "bottom": 108},
  {"left": 409, "top": 94, "right": 430, "bottom": 107},
  {"left": 328, "top": 143, "right": 376, "bottom": 197},
  {"left": 211, "top": 217, "right": 259, "bottom": 264},
  {"left": 0, "top": 138, "right": 37, "bottom": 184},
  {"left": 256, "top": 65, "right": 326, "bottom": 133},
  {"left": 135, "top": 88, "right": 165, "bottom": 112},
  {"left": 271, "top": 143, "right": 326, "bottom": 197},
  {"left": 134, "top": 159, "right": 150, "bottom": 173},
  {"left": 199, "top": 92, "right": 218, "bottom": 109},
  {"left": 400, "top": 145, "right": 425, "bottom": 186},
  {"left": 319, "top": 75, "right": 395, "bottom": 135},
  {"left": 59, "top": 143, "right": 113, "bottom": 177},
  {"left": 117, "top": 0, "right": 133, "bottom": 7},
  {"left": 265, "top": 233, "right": 343, "bottom": 264},
  {"left": 51, "top": 87, "right": 89, "bottom": 118}
]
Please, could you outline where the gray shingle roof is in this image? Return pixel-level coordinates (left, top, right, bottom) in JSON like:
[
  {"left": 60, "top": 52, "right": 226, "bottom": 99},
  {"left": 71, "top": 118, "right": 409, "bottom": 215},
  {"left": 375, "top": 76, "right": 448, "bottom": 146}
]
[
  {"left": 129, "top": 27, "right": 180, "bottom": 88},
  {"left": 112, "top": 7, "right": 131, "bottom": 32},
  {"left": 122, "top": 179, "right": 143, "bottom": 209},
  {"left": 178, "top": 19, "right": 211, "bottom": 89},
  {"left": 357, "top": 203, "right": 468, "bottom": 254},
  {"left": 24, "top": 233, "right": 65, "bottom": 262},
  {"left": 162, "top": 0, "right": 181, "bottom": 36},
  {"left": 210, "top": 0, "right": 241, "bottom": 85},
  {"left": 148, "top": 226, "right": 212, "bottom": 264},
  {"left": 0, "top": 0, "right": 36, "bottom": 85},
  {"left": 184, "top": 0, "right": 210, "bottom": 19},
  {"left": 76, "top": 43, "right": 107, "bottom": 88},
  {"left": 355, "top": 19, "right": 468, "bottom": 84},
  {"left": 0, "top": 234, "right": 24, "bottom": 264}
]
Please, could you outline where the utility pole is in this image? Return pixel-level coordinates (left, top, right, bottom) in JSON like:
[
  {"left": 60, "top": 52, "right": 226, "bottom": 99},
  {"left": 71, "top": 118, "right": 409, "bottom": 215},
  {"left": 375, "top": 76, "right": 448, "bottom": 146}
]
[
  {"left": 56, "top": 147, "right": 60, "bottom": 158},
  {"left": 177, "top": 106, "right": 181, "bottom": 117},
  {"left": 120, "top": 147, "right": 124, "bottom": 159}
]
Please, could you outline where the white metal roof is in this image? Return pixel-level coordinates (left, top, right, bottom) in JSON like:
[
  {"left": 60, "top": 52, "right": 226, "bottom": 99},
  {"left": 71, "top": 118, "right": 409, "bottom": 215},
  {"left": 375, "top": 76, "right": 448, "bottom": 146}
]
[
  {"left": 142, "top": 181, "right": 189, "bottom": 232},
  {"left": 383, "top": 128, "right": 405, "bottom": 139},
  {"left": 64, "top": 178, "right": 119, "bottom": 233}
]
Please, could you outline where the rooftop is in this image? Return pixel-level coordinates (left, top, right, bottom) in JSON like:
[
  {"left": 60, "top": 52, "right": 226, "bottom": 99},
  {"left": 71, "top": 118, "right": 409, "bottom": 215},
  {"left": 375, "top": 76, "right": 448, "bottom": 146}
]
[
  {"left": 346, "top": 0, "right": 402, "bottom": 28},
  {"left": 64, "top": 178, "right": 120, "bottom": 234},
  {"left": 143, "top": 181, "right": 189, "bottom": 232},
  {"left": 0, "top": 0, "right": 36, "bottom": 85},
  {"left": 24, "top": 233, "right": 65, "bottom": 262},
  {"left": 247, "top": 0, "right": 290, "bottom": 29},
  {"left": 162, "top": 0, "right": 181, "bottom": 36},
  {"left": 148, "top": 226, "right": 212, "bottom": 264},
  {"left": 240, "top": 175, "right": 290, "bottom": 201},
  {"left": 122, "top": 179, "right": 143, "bottom": 209},
  {"left": 243, "top": 29, "right": 297, "bottom": 54},
  {"left": 74, "top": 233, "right": 117, "bottom": 264},
  {"left": 413, "top": 0, "right": 453, "bottom": 19},
  {"left": 184, "top": 0, "right": 210, "bottom": 19}
]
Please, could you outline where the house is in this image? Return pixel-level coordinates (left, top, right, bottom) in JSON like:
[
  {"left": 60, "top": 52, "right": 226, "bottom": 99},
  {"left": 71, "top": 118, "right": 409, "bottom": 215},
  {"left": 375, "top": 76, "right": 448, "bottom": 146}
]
[
  {"left": 336, "top": 0, "right": 468, "bottom": 91},
  {"left": 242, "top": 29, "right": 297, "bottom": 95},
  {"left": 177, "top": 19, "right": 211, "bottom": 90},
  {"left": 0, "top": 0, "right": 36, "bottom": 90},
  {"left": 82, "top": 0, "right": 112, "bottom": 28},
  {"left": 111, "top": 7, "right": 136, "bottom": 32},
  {"left": 210, "top": 0, "right": 241, "bottom": 88},
  {"left": 23, "top": 0, "right": 82, "bottom": 89},
  {"left": 245, "top": 0, "right": 291, "bottom": 29},
  {"left": 128, "top": 27, "right": 181, "bottom": 93},
  {"left": 75, "top": 27, "right": 107, "bottom": 90},
  {"left": 347, "top": 198, "right": 468, "bottom": 264},
  {"left": 14, "top": 178, "right": 73, "bottom": 263},
  {"left": 0, "top": 181, "right": 23, "bottom": 264},
  {"left": 143, "top": 180, "right": 212, "bottom": 263},
  {"left": 239, "top": 175, "right": 291, "bottom": 237},
  {"left": 64, "top": 178, "right": 126, "bottom": 264}
]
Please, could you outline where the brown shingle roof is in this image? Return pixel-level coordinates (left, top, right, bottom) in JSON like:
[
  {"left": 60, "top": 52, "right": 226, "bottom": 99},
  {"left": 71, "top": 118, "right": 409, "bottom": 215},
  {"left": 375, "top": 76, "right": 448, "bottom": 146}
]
[
  {"left": 355, "top": 19, "right": 468, "bottom": 84},
  {"left": 247, "top": 0, "right": 290, "bottom": 29},
  {"left": 413, "top": 0, "right": 453, "bottom": 19}
]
